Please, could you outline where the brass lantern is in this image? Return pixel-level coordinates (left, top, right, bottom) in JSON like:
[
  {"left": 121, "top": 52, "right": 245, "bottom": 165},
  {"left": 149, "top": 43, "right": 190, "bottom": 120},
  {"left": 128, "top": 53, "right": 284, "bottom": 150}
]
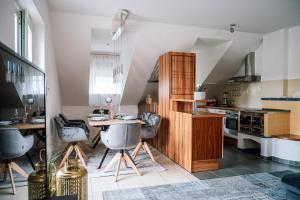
[
  {"left": 56, "top": 159, "right": 87, "bottom": 200},
  {"left": 28, "top": 150, "right": 47, "bottom": 200}
]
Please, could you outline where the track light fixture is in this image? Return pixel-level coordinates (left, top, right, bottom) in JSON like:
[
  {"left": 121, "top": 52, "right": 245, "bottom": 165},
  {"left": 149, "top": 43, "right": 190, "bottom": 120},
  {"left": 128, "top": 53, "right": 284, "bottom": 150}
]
[{"left": 230, "top": 24, "right": 236, "bottom": 33}]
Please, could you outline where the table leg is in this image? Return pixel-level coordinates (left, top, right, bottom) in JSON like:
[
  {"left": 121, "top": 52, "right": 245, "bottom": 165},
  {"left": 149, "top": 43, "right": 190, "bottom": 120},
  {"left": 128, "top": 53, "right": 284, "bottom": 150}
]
[
  {"left": 92, "top": 135, "right": 101, "bottom": 149},
  {"left": 98, "top": 148, "right": 109, "bottom": 169},
  {"left": 26, "top": 153, "right": 36, "bottom": 171}
]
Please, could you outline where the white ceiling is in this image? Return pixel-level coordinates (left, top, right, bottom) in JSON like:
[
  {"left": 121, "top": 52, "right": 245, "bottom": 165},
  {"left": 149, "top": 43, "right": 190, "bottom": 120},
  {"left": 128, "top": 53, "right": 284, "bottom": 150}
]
[
  {"left": 91, "top": 28, "right": 113, "bottom": 52},
  {"left": 47, "top": 0, "right": 300, "bottom": 34}
]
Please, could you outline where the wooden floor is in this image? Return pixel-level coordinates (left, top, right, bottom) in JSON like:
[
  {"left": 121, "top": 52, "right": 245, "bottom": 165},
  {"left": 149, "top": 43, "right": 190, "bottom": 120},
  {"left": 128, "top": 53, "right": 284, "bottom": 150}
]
[{"left": 0, "top": 148, "right": 197, "bottom": 200}]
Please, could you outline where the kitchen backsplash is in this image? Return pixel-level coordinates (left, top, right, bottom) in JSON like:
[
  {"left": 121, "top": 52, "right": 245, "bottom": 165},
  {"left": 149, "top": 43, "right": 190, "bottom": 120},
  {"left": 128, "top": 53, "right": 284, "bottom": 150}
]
[{"left": 218, "top": 82, "right": 262, "bottom": 108}]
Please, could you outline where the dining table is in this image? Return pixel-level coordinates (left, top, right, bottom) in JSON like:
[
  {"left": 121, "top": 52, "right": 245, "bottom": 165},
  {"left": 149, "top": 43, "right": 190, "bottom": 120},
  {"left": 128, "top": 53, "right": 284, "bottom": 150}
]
[
  {"left": 88, "top": 117, "right": 146, "bottom": 168},
  {"left": 88, "top": 118, "right": 145, "bottom": 127},
  {"left": 5, "top": 123, "right": 45, "bottom": 130},
  {"left": 1, "top": 122, "right": 46, "bottom": 142}
]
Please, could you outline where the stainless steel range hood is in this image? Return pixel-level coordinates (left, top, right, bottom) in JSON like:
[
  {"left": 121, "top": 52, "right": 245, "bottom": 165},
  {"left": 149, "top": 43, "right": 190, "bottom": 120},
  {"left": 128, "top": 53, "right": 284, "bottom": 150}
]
[{"left": 228, "top": 52, "right": 261, "bottom": 83}]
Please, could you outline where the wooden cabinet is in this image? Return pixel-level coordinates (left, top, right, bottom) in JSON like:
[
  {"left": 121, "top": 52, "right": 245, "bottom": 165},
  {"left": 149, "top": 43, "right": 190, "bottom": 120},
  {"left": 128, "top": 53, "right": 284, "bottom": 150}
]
[
  {"left": 169, "top": 108, "right": 223, "bottom": 172},
  {"left": 153, "top": 52, "right": 195, "bottom": 158},
  {"left": 151, "top": 52, "right": 223, "bottom": 172},
  {"left": 170, "top": 54, "right": 195, "bottom": 96},
  {"left": 192, "top": 117, "right": 223, "bottom": 161}
]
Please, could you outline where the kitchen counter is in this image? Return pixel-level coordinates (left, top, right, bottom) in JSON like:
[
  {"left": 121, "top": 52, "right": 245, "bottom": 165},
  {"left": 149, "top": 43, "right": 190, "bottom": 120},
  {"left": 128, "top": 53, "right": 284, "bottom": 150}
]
[
  {"left": 193, "top": 111, "right": 224, "bottom": 118},
  {"left": 199, "top": 106, "right": 290, "bottom": 113},
  {"left": 169, "top": 99, "right": 223, "bottom": 172}
]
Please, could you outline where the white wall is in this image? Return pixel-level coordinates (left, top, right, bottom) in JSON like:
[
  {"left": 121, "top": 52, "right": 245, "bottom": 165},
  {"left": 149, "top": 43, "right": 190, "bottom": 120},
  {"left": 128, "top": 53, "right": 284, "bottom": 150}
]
[
  {"left": 0, "top": 0, "right": 16, "bottom": 49},
  {"left": 0, "top": 0, "right": 62, "bottom": 155},
  {"left": 262, "top": 29, "right": 288, "bottom": 81},
  {"left": 261, "top": 25, "right": 300, "bottom": 81},
  {"left": 32, "top": 0, "right": 62, "bottom": 155},
  {"left": 288, "top": 25, "right": 300, "bottom": 79},
  {"left": 50, "top": 11, "right": 262, "bottom": 107},
  {"left": 259, "top": 25, "right": 300, "bottom": 97},
  {"left": 191, "top": 38, "right": 232, "bottom": 86}
]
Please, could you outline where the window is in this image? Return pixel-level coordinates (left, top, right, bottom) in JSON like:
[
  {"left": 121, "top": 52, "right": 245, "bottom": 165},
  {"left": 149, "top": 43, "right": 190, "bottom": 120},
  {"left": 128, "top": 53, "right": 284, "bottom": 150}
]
[
  {"left": 14, "top": 13, "right": 18, "bottom": 51},
  {"left": 89, "top": 55, "right": 121, "bottom": 106},
  {"left": 15, "top": 10, "right": 25, "bottom": 56},
  {"left": 27, "top": 24, "right": 32, "bottom": 62},
  {"left": 14, "top": 7, "right": 33, "bottom": 62}
]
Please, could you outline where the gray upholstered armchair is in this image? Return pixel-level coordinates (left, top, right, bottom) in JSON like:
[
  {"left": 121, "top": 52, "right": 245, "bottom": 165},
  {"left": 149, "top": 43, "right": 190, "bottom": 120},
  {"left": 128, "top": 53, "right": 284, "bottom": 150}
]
[
  {"left": 132, "top": 112, "right": 161, "bottom": 162},
  {"left": 0, "top": 128, "right": 34, "bottom": 194},
  {"left": 101, "top": 123, "right": 142, "bottom": 182},
  {"left": 59, "top": 113, "right": 90, "bottom": 134},
  {"left": 54, "top": 116, "right": 89, "bottom": 168}
]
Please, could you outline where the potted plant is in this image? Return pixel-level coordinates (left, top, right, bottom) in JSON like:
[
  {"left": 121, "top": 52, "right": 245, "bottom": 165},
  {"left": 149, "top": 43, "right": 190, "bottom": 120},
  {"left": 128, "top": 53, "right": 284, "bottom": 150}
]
[{"left": 194, "top": 84, "right": 206, "bottom": 100}]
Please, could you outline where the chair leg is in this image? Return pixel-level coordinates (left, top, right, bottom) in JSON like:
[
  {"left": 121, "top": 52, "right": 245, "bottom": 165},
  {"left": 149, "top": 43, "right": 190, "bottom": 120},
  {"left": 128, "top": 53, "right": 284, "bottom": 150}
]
[
  {"left": 59, "top": 145, "right": 74, "bottom": 168},
  {"left": 122, "top": 157, "right": 128, "bottom": 168},
  {"left": 103, "top": 153, "right": 121, "bottom": 173},
  {"left": 74, "top": 146, "right": 87, "bottom": 168},
  {"left": 0, "top": 162, "right": 8, "bottom": 182},
  {"left": 143, "top": 142, "right": 156, "bottom": 163},
  {"left": 26, "top": 153, "right": 36, "bottom": 170},
  {"left": 125, "top": 150, "right": 136, "bottom": 165},
  {"left": 10, "top": 162, "right": 28, "bottom": 178},
  {"left": 123, "top": 151, "right": 142, "bottom": 176},
  {"left": 98, "top": 148, "right": 109, "bottom": 169},
  {"left": 115, "top": 152, "right": 122, "bottom": 182},
  {"left": 76, "top": 145, "right": 88, "bottom": 160},
  {"left": 8, "top": 163, "right": 16, "bottom": 195},
  {"left": 131, "top": 142, "right": 143, "bottom": 160}
]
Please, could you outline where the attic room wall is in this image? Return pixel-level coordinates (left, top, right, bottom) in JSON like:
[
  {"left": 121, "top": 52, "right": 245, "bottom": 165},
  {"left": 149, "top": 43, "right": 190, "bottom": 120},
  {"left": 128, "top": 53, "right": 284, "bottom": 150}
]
[
  {"left": 217, "top": 45, "right": 263, "bottom": 108},
  {"left": 0, "top": 0, "right": 62, "bottom": 155},
  {"left": 0, "top": 0, "right": 15, "bottom": 49},
  {"left": 216, "top": 25, "right": 300, "bottom": 108},
  {"left": 261, "top": 25, "right": 300, "bottom": 98},
  {"left": 50, "top": 11, "right": 264, "bottom": 132},
  {"left": 50, "top": 11, "right": 138, "bottom": 139},
  {"left": 32, "top": 0, "right": 62, "bottom": 156}
]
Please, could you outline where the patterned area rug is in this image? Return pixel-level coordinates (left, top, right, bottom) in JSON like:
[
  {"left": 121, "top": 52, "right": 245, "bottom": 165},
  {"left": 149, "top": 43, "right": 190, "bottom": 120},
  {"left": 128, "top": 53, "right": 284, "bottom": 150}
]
[
  {"left": 102, "top": 171, "right": 293, "bottom": 200},
  {"left": 86, "top": 144, "right": 166, "bottom": 178}
]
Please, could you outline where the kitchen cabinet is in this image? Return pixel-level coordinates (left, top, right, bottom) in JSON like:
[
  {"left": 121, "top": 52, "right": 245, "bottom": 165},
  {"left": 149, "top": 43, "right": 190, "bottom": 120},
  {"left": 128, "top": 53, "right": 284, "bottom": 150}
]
[
  {"left": 170, "top": 54, "right": 195, "bottom": 96},
  {"left": 150, "top": 52, "right": 223, "bottom": 172},
  {"left": 170, "top": 99, "right": 223, "bottom": 172},
  {"left": 151, "top": 52, "right": 195, "bottom": 157}
]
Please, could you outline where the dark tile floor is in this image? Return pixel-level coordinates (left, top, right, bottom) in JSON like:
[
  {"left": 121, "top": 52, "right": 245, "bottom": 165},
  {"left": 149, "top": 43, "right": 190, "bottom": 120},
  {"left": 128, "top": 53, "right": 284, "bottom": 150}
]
[{"left": 193, "top": 144, "right": 300, "bottom": 180}]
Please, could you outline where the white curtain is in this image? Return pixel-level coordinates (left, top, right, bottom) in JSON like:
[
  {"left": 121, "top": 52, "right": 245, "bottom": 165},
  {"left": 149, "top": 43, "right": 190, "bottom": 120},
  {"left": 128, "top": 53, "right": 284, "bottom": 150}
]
[
  {"left": 23, "top": 67, "right": 44, "bottom": 95},
  {"left": 89, "top": 54, "right": 121, "bottom": 107},
  {"left": 23, "top": 67, "right": 45, "bottom": 110}
]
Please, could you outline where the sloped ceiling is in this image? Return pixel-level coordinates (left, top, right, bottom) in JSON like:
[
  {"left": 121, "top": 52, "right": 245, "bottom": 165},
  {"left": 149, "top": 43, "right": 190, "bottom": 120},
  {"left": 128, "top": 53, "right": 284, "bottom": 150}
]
[
  {"left": 51, "top": 11, "right": 262, "bottom": 106},
  {"left": 48, "top": 0, "right": 300, "bottom": 34},
  {"left": 191, "top": 38, "right": 232, "bottom": 86}
]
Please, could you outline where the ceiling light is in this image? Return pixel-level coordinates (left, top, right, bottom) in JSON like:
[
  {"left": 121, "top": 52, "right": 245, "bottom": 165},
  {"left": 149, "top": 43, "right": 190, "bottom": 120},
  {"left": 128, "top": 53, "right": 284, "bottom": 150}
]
[
  {"left": 112, "top": 26, "right": 124, "bottom": 41},
  {"left": 111, "top": 9, "right": 129, "bottom": 41}
]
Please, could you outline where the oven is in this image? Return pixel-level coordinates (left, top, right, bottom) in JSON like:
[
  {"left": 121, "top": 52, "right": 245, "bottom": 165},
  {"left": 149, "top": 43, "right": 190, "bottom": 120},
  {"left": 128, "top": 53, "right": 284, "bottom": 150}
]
[
  {"left": 224, "top": 111, "right": 239, "bottom": 138},
  {"left": 239, "top": 111, "right": 265, "bottom": 137}
]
